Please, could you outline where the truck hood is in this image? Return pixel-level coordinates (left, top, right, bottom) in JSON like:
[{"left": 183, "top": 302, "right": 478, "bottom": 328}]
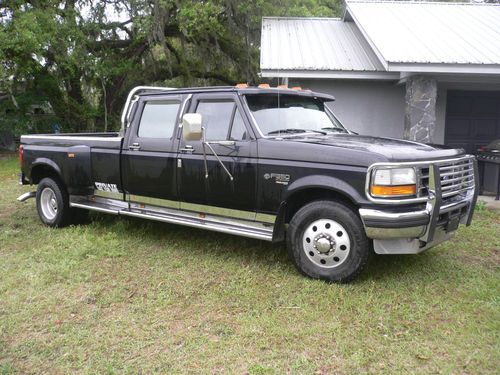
[{"left": 259, "top": 134, "right": 465, "bottom": 167}]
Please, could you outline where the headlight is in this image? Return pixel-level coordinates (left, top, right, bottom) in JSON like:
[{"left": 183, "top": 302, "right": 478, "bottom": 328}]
[{"left": 370, "top": 167, "right": 416, "bottom": 197}]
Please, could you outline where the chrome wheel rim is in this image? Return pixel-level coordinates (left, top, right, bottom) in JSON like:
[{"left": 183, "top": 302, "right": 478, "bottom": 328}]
[
  {"left": 40, "top": 187, "right": 58, "bottom": 220},
  {"left": 302, "top": 219, "right": 351, "bottom": 268}
]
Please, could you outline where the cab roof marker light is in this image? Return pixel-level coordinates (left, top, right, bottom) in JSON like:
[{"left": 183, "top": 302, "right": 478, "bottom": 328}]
[
  {"left": 235, "top": 83, "right": 248, "bottom": 88},
  {"left": 258, "top": 83, "right": 270, "bottom": 88}
]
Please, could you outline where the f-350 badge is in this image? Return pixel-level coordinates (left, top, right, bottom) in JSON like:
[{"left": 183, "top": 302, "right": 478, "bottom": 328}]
[{"left": 264, "top": 173, "right": 291, "bottom": 185}]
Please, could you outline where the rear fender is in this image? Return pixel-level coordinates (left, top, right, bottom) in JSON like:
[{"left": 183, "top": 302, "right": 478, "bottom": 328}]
[
  {"left": 30, "top": 158, "right": 62, "bottom": 183},
  {"left": 29, "top": 145, "right": 92, "bottom": 194}
]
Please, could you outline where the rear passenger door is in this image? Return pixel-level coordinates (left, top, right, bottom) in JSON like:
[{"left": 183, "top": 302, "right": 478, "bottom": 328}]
[
  {"left": 122, "top": 94, "right": 185, "bottom": 203},
  {"left": 177, "top": 93, "right": 258, "bottom": 216}
]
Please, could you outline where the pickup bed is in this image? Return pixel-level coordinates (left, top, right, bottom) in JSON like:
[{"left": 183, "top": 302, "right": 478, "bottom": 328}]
[{"left": 18, "top": 85, "right": 479, "bottom": 282}]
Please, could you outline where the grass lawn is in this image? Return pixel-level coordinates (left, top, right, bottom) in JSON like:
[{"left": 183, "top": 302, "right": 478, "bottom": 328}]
[{"left": 0, "top": 154, "right": 499, "bottom": 374}]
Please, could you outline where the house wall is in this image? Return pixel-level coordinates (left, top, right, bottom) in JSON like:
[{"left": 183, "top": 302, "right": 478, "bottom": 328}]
[
  {"left": 290, "top": 78, "right": 500, "bottom": 146},
  {"left": 292, "top": 79, "right": 406, "bottom": 139}
]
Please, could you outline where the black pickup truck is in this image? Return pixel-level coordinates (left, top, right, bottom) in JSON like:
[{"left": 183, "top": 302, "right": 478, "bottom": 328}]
[{"left": 17, "top": 85, "right": 478, "bottom": 282}]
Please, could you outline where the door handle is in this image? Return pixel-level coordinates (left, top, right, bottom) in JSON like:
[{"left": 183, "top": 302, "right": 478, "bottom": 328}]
[
  {"left": 129, "top": 142, "right": 141, "bottom": 151},
  {"left": 180, "top": 145, "right": 194, "bottom": 153}
]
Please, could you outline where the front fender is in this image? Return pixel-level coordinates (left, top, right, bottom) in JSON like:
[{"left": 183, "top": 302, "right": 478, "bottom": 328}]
[{"left": 283, "top": 174, "right": 368, "bottom": 205}]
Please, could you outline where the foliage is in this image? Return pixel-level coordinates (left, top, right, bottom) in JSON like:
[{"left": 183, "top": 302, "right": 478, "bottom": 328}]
[{"left": 0, "top": 0, "right": 340, "bottom": 133}]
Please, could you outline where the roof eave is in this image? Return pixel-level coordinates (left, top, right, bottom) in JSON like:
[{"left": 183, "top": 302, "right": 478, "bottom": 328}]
[
  {"left": 261, "top": 69, "right": 399, "bottom": 80},
  {"left": 387, "top": 62, "right": 500, "bottom": 75}
]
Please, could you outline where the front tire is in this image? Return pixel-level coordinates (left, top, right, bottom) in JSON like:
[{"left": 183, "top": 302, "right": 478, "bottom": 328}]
[
  {"left": 287, "top": 200, "right": 369, "bottom": 282},
  {"left": 36, "top": 177, "right": 72, "bottom": 227}
]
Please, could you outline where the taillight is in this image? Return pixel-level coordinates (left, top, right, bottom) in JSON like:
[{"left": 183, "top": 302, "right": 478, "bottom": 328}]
[{"left": 19, "top": 145, "right": 23, "bottom": 166}]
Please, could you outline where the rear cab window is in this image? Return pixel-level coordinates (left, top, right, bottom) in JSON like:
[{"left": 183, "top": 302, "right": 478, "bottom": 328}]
[{"left": 138, "top": 100, "right": 181, "bottom": 139}]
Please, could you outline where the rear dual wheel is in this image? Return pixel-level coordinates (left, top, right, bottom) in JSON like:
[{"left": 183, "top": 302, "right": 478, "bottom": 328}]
[
  {"left": 36, "top": 177, "right": 88, "bottom": 227},
  {"left": 287, "top": 200, "right": 369, "bottom": 282}
]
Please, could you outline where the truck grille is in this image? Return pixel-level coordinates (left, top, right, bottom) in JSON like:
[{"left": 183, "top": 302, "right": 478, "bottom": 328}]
[
  {"left": 439, "top": 158, "right": 475, "bottom": 198},
  {"left": 417, "top": 157, "right": 475, "bottom": 200}
]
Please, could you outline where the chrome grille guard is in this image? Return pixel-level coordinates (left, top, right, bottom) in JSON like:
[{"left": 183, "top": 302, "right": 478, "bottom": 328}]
[{"left": 362, "top": 155, "right": 479, "bottom": 245}]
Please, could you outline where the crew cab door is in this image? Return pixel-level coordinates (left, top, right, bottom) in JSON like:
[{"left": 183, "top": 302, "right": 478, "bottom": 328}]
[
  {"left": 177, "top": 93, "right": 258, "bottom": 216},
  {"left": 122, "top": 94, "right": 186, "bottom": 202}
]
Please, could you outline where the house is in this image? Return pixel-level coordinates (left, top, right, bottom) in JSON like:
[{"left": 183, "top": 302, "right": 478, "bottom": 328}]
[{"left": 260, "top": 1, "right": 500, "bottom": 153}]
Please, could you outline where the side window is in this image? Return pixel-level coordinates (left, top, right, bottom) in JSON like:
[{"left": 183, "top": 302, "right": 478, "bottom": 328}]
[
  {"left": 195, "top": 100, "right": 249, "bottom": 141},
  {"left": 138, "top": 101, "right": 180, "bottom": 138},
  {"left": 196, "top": 100, "right": 235, "bottom": 141},
  {"left": 229, "top": 110, "right": 247, "bottom": 141}
]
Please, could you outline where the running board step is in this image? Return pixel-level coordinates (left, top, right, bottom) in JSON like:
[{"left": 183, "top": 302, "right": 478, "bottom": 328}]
[
  {"left": 70, "top": 201, "right": 122, "bottom": 215},
  {"left": 70, "top": 199, "right": 273, "bottom": 241},
  {"left": 121, "top": 209, "right": 273, "bottom": 241}
]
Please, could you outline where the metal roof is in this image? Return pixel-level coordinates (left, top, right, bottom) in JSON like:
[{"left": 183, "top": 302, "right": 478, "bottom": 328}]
[
  {"left": 345, "top": 1, "right": 500, "bottom": 73},
  {"left": 260, "top": 17, "right": 396, "bottom": 79},
  {"left": 260, "top": 1, "right": 500, "bottom": 78}
]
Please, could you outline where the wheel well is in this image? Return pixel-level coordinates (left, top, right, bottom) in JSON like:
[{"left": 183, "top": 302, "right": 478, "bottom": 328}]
[
  {"left": 283, "top": 188, "right": 358, "bottom": 224},
  {"left": 30, "top": 164, "right": 61, "bottom": 184}
]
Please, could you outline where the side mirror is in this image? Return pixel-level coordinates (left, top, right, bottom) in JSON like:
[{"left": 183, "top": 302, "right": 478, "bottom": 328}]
[{"left": 182, "top": 113, "right": 203, "bottom": 141}]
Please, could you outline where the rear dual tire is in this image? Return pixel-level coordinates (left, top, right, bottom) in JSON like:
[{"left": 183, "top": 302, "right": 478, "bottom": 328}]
[
  {"left": 287, "top": 200, "right": 369, "bottom": 283},
  {"left": 36, "top": 177, "right": 88, "bottom": 227}
]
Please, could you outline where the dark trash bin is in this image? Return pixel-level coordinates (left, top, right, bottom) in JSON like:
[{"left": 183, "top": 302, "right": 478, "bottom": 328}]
[{"left": 477, "top": 140, "right": 500, "bottom": 200}]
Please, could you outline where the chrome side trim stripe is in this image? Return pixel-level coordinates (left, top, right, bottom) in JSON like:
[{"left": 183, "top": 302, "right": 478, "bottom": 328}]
[
  {"left": 94, "top": 190, "right": 123, "bottom": 200},
  {"left": 180, "top": 201, "right": 256, "bottom": 221},
  {"left": 126, "top": 194, "right": 276, "bottom": 224},
  {"left": 256, "top": 213, "right": 277, "bottom": 223},
  {"left": 83, "top": 193, "right": 277, "bottom": 225},
  {"left": 128, "top": 194, "right": 180, "bottom": 209}
]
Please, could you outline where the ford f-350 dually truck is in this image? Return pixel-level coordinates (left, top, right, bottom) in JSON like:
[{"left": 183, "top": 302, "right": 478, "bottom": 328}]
[{"left": 17, "top": 85, "right": 478, "bottom": 282}]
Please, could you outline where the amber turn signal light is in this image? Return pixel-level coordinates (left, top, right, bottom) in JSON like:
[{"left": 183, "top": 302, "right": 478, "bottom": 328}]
[{"left": 370, "top": 184, "right": 416, "bottom": 197}]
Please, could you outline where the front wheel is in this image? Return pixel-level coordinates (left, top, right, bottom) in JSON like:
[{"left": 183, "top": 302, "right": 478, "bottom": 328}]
[{"left": 287, "top": 200, "right": 369, "bottom": 282}]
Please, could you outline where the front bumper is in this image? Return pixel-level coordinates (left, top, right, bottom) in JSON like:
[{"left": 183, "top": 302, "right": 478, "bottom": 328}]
[{"left": 359, "top": 159, "right": 479, "bottom": 254}]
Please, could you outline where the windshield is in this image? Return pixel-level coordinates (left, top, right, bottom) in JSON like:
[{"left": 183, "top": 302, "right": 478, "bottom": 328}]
[{"left": 244, "top": 94, "right": 347, "bottom": 137}]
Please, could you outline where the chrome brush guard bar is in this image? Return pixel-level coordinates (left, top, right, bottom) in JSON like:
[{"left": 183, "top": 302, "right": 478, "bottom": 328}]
[{"left": 359, "top": 156, "right": 479, "bottom": 252}]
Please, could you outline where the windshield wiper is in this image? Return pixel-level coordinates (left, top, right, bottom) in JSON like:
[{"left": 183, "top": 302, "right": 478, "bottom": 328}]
[
  {"left": 267, "top": 128, "right": 306, "bottom": 135},
  {"left": 321, "top": 127, "right": 347, "bottom": 133},
  {"left": 267, "top": 128, "right": 327, "bottom": 135}
]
